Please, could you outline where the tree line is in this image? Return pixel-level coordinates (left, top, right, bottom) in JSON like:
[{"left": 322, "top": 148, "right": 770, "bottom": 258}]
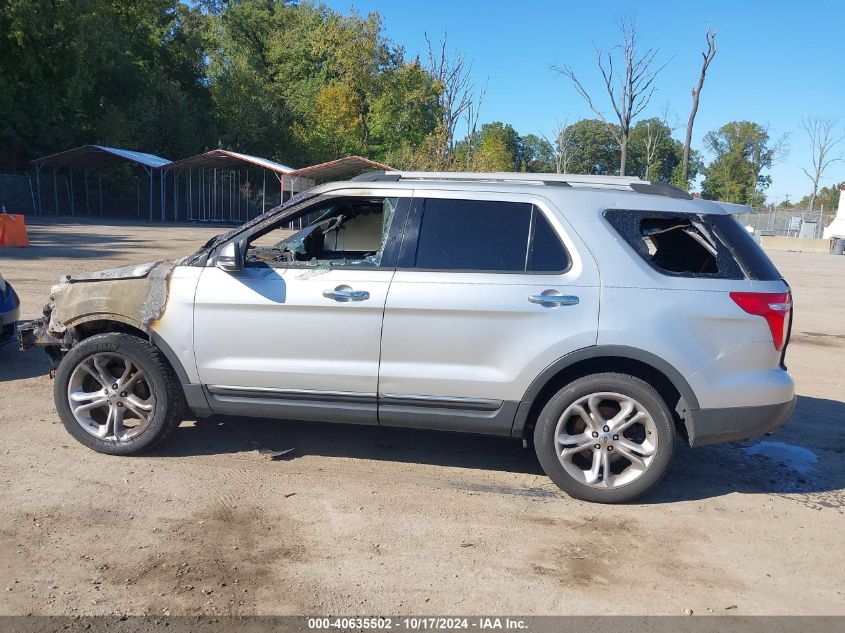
[{"left": 1, "top": 1, "right": 840, "bottom": 209}]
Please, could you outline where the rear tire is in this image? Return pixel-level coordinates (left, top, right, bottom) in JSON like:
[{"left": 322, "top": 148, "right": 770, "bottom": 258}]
[
  {"left": 54, "top": 333, "right": 182, "bottom": 455},
  {"left": 534, "top": 372, "right": 675, "bottom": 503}
]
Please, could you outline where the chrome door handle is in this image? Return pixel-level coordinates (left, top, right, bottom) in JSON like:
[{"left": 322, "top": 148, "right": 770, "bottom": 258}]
[
  {"left": 323, "top": 285, "right": 370, "bottom": 302},
  {"left": 528, "top": 292, "right": 579, "bottom": 307}
]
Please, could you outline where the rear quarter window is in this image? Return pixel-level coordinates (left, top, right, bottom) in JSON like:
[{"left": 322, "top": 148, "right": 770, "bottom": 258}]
[{"left": 604, "top": 209, "right": 782, "bottom": 281}]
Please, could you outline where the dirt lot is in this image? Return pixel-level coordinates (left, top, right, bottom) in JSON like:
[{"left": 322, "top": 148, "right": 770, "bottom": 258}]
[{"left": 1, "top": 218, "right": 843, "bottom": 616}]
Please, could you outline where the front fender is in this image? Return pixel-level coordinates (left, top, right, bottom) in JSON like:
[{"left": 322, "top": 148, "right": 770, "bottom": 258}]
[{"left": 46, "top": 263, "right": 174, "bottom": 337}]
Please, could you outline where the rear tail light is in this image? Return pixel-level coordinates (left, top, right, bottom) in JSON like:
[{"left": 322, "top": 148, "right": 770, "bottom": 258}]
[{"left": 729, "top": 291, "right": 792, "bottom": 351}]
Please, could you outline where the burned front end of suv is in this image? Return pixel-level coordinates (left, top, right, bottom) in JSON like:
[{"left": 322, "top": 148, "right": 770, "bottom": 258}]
[{"left": 18, "top": 261, "right": 175, "bottom": 362}]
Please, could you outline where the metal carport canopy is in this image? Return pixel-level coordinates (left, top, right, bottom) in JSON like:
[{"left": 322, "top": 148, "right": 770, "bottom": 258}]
[
  {"left": 30, "top": 145, "right": 172, "bottom": 220},
  {"left": 31, "top": 144, "right": 171, "bottom": 169},
  {"left": 163, "top": 149, "right": 294, "bottom": 173},
  {"left": 285, "top": 155, "right": 391, "bottom": 182},
  {"left": 163, "top": 149, "right": 296, "bottom": 221}
]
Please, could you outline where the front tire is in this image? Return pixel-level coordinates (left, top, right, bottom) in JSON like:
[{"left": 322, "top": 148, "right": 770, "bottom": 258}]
[
  {"left": 534, "top": 372, "right": 675, "bottom": 503},
  {"left": 54, "top": 333, "right": 182, "bottom": 455}
]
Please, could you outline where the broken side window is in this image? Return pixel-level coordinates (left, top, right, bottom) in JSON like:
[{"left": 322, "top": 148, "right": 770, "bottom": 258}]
[
  {"left": 245, "top": 197, "right": 400, "bottom": 269},
  {"left": 604, "top": 209, "right": 748, "bottom": 280}
]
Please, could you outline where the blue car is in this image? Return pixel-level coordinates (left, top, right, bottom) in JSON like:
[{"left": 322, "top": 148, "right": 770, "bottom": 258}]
[{"left": 0, "top": 273, "right": 20, "bottom": 347}]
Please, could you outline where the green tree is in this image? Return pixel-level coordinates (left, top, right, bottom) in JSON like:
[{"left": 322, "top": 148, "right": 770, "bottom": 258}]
[
  {"left": 311, "top": 9, "right": 402, "bottom": 154},
  {"left": 313, "top": 82, "right": 365, "bottom": 157},
  {"left": 0, "top": 0, "right": 214, "bottom": 170},
  {"left": 556, "top": 119, "right": 620, "bottom": 175},
  {"left": 627, "top": 118, "right": 683, "bottom": 182},
  {"left": 368, "top": 61, "right": 443, "bottom": 162},
  {"left": 205, "top": 0, "right": 302, "bottom": 160},
  {"left": 454, "top": 122, "right": 522, "bottom": 172},
  {"left": 701, "top": 121, "right": 784, "bottom": 205},
  {"left": 520, "top": 134, "right": 555, "bottom": 172},
  {"left": 205, "top": 1, "right": 438, "bottom": 167}
]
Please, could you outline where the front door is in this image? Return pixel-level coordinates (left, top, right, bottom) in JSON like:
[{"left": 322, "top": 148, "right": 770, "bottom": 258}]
[{"left": 193, "top": 195, "right": 409, "bottom": 424}]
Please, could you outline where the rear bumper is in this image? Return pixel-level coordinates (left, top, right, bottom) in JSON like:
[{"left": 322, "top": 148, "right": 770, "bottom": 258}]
[{"left": 687, "top": 396, "right": 796, "bottom": 447}]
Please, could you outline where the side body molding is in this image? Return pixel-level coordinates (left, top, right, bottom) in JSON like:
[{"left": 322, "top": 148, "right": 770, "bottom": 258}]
[{"left": 510, "top": 345, "right": 700, "bottom": 438}]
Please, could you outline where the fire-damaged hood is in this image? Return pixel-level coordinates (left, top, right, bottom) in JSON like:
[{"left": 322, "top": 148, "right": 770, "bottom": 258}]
[{"left": 64, "top": 261, "right": 163, "bottom": 283}]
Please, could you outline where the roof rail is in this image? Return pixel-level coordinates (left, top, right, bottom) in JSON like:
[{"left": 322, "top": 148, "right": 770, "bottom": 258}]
[
  {"left": 385, "top": 171, "right": 644, "bottom": 186},
  {"left": 351, "top": 171, "right": 693, "bottom": 200}
]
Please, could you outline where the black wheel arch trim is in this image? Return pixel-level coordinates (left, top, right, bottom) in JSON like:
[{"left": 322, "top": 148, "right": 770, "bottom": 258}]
[
  {"left": 148, "top": 331, "right": 190, "bottom": 384},
  {"left": 511, "top": 345, "right": 700, "bottom": 437},
  {"left": 149, "top": 331, "right": 213, "bottom": 417}
]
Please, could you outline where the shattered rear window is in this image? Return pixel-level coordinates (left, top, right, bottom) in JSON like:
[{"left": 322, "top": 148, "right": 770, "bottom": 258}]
[{"left": 604, "top": 209, "right": 749, "bottom": 280}]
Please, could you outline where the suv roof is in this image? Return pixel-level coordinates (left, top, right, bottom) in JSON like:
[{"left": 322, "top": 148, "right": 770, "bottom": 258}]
[
  {"left": 354, "top": 171, "right": 691, "bottom": 198},
  {"left": 317, "top": 171, "right": 743, "bottom": 216}
]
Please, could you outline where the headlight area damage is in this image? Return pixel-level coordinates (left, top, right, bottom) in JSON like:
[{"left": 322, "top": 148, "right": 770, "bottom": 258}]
[{"left": 19, "top": 261, "right": 174, "bottom": 364}]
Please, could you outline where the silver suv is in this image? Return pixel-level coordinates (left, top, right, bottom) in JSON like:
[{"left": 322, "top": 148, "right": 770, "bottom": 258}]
[{"left": 21, "top": 172, "right": 796, "bottom": 503}]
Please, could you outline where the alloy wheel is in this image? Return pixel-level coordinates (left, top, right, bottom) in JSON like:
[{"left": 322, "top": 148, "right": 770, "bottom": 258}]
[
  {"left": 554, "top": 391, "right": 658, "bottom": 488},
  {"left": 67, "top": 352, "right": 156, "bottom": 442}
]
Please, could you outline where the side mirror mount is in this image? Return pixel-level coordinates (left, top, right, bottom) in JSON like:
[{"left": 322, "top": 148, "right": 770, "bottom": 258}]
[{"left": 215, "top": 241, "right": 244, "bottom": 272}]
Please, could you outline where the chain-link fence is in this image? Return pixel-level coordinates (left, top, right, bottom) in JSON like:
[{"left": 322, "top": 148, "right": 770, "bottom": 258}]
[
  {"left": 0, "top": 173, "right": 38, "bottom": 215},
  {"left": 0, "top": 170, "right": 282, "bottom": 223},
  {"left": 731, "top": 209, "right": 834, "bottom": 239}
]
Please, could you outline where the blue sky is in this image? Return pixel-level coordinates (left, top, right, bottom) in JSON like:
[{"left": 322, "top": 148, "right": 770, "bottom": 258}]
[{"left": 324, "top": 0, "right": 845, "bottom": 205}]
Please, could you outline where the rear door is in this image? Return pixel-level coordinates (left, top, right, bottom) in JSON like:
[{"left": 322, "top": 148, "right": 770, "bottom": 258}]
[{"left": 377, "top": 191, "right": 601, "bottom": 434}]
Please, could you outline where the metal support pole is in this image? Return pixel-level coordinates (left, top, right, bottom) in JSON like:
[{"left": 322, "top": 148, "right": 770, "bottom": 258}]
[
  {"left": 99, "top": 172, "right": 103, "bottom": 216},
  {"left": 68, "top": 168, "right": 75, "bottom": 216},
  {"left": 84, "top": 169, "right": 90, "bottom": 215},
  {"left": 53, "top": 167, "right": 59, "bottom": 215},
  {"left": 148, "top": 168, "right": 153, "bottom": 222},
  {"left": 27, "top": 173, "right": 36, "bottom": 215},
  {"left": 160, "top": 169, "right": 166, "bottom": 223},
  {"left": 188, "top": 169, "right": 193, "bottom": 221},
  {"left": 262, "top": 170, "right": 266, "bottom": 214},
  {"left": 36, "top": 164, "right": 42, "bottom": 215},
  {"left": 67, "top": 169, "right": 74, "bottom": 216}
]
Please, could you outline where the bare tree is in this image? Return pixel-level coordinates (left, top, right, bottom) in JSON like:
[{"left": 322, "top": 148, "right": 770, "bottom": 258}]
[
  {"left": 554, "top": 18, "right": 670, "bottom": 176},
  {"left": 543, "top": 117, "right": 578, "bottom": 174},
  {"left": 800, "top": 116, "right": 844, "bottom": 211},
  {"left": 752, "top": 128, "right": 789, "bottom": 199},
  {"left": 643, "top": 104, "right": 676, "bottom": 180},
  {"left": 460, "top": 83, "right": 487, "bottom": 170},
  {"left": 425, "top": 31, "right": 479, "bottom": 168},
  {"left": 682, "top": 27, "right": 717, "bottom": 184}
]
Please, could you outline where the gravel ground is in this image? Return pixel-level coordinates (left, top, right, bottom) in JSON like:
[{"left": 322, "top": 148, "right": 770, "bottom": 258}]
[{"left": 0, "top": 218, "right": 843, "bottom": 616}]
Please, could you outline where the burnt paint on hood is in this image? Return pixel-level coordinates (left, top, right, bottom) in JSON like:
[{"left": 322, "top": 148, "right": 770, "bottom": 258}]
[{"left": 64, "top": 261, "right": 163, "bottom": 283}]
